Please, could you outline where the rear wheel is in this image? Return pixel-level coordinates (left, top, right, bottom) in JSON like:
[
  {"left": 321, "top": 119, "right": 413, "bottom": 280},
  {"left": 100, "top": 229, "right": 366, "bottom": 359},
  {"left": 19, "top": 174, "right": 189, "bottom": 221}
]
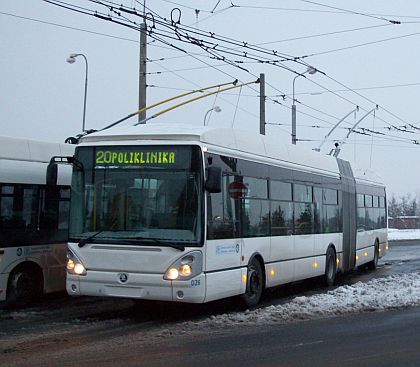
[
  {"left": 367, "top": 241, "right": 379, "bottom": 270},
  {"left": 5, "top": 268, "right": 42, "bottom": 307},
  {"left": 323, "top": 247, "right": 337, "bottom": 287},
  {"left": 240, "top": 258, "right": 264, "bottom": 309}
]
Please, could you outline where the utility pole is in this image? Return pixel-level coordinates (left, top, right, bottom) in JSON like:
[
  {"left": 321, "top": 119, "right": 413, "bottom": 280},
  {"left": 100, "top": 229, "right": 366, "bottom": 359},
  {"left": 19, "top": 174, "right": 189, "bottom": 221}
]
[
  {"left": 138, "top": 3, "right": 147, "bottom": 123},
  {"left": 259, "top": 73, "right": 265, "bottom": 135}
]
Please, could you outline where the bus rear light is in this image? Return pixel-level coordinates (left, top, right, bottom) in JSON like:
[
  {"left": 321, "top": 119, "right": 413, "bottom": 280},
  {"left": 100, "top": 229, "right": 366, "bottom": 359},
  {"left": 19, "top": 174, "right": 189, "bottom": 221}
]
[
  {"left": 0, "top": 288, "right": 3, "bottom": 294},
  {"left": 0, "top": 249, "right": 4, "bottom": 255}
]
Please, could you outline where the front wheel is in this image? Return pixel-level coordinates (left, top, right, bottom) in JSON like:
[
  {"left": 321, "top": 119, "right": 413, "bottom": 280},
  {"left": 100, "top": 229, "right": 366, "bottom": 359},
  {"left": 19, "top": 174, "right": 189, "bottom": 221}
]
[
  {"left": 5, "top": 268, "right": 41, "bottom": 308},
  {"left": 240, "top": 258, "right": 264, "bottom": 309},
  {"left": 323, "top": 247, "right": 337, "bottom": 287}
]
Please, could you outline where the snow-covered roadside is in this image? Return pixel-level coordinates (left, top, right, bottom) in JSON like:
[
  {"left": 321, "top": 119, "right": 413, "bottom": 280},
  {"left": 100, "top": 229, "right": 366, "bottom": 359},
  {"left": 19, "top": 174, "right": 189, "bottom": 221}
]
[
  {"left": 388, "top": 228, "right": 420, "bottom": 241},
  {"left": 187, "top": 272, "right": 420, "bottom": 329}
]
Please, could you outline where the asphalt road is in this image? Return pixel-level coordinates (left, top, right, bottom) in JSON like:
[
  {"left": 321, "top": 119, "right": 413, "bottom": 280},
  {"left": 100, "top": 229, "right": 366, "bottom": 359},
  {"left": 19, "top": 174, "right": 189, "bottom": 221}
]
[
  {"left": 1, "top": 240, "right": 419, "bottom": 367},
  {"left": 61, "top": 306, "right": 419, "bottom": 367}
]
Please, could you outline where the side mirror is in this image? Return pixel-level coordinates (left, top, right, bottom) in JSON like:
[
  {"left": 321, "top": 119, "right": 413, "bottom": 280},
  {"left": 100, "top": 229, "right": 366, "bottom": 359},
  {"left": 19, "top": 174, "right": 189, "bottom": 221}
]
[
  {"left": 46, "top": 161, "right": 58, "bottom": 186},
  {"left": 205, "top": 166, "right": 222, "bottom": 193},
  {"left": 46, "top": 156, "right": 74, "bottom": 186}
]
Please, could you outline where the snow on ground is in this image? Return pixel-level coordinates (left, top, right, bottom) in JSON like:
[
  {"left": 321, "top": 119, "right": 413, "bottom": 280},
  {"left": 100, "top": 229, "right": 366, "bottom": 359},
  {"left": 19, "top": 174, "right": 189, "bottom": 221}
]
[
  {"left": 187, "top": 272, "right": 420, "bottom": 330},
  {"left": 388, "top": 228, "right": 420, "bottom": 241}
]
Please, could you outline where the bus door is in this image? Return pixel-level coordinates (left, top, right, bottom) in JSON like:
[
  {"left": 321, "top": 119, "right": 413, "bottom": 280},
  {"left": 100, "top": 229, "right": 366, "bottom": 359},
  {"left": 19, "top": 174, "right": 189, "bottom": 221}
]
[
  {"left": 293, "top": 184, "right": 316, "bottom": 281},
  {"left": 205, "top": 174, "right": 243, "bottom": 300}
]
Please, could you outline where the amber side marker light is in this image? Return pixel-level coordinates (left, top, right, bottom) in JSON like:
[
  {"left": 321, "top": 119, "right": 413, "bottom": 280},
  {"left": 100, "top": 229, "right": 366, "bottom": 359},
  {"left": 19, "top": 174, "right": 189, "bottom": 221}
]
[{"left": 270, "top": 269, "right": 276, "bottom": 277}]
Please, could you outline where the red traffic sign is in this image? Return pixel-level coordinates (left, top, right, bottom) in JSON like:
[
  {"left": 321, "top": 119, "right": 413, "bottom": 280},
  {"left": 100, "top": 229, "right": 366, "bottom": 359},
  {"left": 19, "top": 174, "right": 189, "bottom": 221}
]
[{"left": 228, "top": 181, "right": 248, "bottom": 199}]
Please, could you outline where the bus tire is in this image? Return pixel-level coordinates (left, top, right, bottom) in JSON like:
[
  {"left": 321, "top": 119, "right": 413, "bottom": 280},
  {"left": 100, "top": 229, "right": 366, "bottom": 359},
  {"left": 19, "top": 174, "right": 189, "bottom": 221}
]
[
  {"left": 367, "top": 241, "right": 379, "bottom": 270},
  {"left": 240, "top": 258, "right": 264, "bottom": 309},
  {"left": 323, "top": 247, "right": 337, "bottom": 287},
  {"left": 6, "top": 267, "right": 41, "bottom": 308}
]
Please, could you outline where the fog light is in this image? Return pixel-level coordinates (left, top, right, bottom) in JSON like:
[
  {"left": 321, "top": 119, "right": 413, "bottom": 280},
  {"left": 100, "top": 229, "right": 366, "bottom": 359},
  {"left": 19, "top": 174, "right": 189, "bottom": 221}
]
[
  {"left": 177, "top": 290, "right": 184, "bottom": 299},
  {"left": 71, "top": 284, "right": 77, "bottom": 292}
]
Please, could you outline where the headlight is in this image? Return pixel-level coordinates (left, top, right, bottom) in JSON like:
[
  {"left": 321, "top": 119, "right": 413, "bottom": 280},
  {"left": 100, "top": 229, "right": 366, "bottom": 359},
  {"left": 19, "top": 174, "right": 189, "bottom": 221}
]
[
  {"left": 164, "top": 251, "right": 202, "bottom": 281},
  {"left": 67, "top": 249, "right": 87, "bottom": 276}
]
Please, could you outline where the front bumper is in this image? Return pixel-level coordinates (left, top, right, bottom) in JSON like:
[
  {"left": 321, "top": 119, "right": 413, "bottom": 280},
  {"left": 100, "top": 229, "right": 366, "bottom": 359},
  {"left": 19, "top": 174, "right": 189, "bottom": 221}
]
[{"left": 67, "top": 270, "right": 206, "bottom": 303}]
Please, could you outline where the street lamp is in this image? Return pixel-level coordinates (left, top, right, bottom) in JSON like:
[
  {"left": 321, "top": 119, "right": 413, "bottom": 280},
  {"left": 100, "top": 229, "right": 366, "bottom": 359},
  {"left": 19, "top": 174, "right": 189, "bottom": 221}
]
[
  {"left": 291, "top": 66, "right": 317, "bottom": 145},
  {"left": 67, "top": 53, "right": 88, "bottom": 132},
  {"left": 204, "top": 106, "right": 222, "bottom": 126}
]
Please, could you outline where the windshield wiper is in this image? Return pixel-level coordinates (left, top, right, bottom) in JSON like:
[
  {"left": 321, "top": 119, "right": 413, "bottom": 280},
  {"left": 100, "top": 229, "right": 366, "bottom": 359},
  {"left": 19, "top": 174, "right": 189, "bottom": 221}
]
[
  {"left": 133, "top": 236, "right": 185, "bottom": 251},
  {"left": 78, "top": 231, "right": 104, "bottom": 248}
]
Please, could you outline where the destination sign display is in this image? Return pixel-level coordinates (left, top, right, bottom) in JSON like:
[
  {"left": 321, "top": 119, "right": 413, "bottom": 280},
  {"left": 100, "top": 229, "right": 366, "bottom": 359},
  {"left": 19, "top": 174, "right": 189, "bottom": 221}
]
[{"left": 92, "top": 146, "right": 192, "bottom": 169}]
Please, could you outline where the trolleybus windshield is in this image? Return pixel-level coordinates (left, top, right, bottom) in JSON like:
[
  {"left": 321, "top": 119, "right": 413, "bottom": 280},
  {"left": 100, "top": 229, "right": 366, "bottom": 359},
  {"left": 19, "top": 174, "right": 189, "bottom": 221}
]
[{"left": 69, "top": 145, "right": 203, "bottom": 246}]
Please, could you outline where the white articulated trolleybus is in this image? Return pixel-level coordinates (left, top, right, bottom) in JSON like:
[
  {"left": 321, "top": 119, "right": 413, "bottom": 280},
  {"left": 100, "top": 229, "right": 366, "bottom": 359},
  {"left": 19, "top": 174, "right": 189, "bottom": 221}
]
[
  {"left": 0, "top": 136, "right": 74, "bottom": 307},
  {"left": 57, "top": 124, "right": 387, "bottom": 307}
]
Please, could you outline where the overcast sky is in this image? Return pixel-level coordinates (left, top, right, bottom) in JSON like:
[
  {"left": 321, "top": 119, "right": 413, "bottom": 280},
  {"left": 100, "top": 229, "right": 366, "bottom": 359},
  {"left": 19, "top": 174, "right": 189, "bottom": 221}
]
[{"left": 2, "top": 0, "right": 420, "bottom": 196}]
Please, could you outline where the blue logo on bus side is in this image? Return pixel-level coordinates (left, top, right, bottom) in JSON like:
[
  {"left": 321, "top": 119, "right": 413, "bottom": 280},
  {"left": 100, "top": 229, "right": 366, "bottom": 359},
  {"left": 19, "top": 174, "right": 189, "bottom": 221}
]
[{"left": 16, "top": 248, "right": 23, "bottom": 257}]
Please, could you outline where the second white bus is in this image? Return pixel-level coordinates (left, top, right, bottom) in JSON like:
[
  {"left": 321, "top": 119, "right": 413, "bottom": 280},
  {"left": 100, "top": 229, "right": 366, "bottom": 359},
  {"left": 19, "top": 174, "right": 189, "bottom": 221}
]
[{"left": 0, "top": 136, "right": 74, "bottom": 307}]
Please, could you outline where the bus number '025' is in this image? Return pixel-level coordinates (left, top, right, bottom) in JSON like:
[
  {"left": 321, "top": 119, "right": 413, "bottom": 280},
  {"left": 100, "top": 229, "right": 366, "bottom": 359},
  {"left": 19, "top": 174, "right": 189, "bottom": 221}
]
[{"left": 191, "top": 279, "right": 201, "bottom": 287}]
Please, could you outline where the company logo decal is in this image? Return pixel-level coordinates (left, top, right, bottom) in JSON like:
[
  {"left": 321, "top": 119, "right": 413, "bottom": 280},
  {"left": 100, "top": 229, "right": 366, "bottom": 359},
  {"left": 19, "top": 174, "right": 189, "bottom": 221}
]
[{"left": 118, "top": 273, "right": 129, "bottom": 284}]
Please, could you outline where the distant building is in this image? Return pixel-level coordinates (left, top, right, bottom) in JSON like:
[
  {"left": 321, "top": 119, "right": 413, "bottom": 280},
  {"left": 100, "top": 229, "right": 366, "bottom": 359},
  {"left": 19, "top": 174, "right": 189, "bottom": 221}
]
[{"left": 388, "top": 216, "right": 420, "bottom": 229}]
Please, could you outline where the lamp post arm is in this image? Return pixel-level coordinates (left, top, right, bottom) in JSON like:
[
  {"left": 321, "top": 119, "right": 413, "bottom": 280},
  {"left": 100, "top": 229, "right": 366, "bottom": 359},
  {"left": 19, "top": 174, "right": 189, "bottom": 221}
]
[
  {"left": 204, "top": 109, "right": 212, "bottom": 126},
  {"left": 75, "top": 54, "right": 88, "bottom": 132},
  {"left": 292, "top": 73, "right": 304, "bottom": 103}
]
